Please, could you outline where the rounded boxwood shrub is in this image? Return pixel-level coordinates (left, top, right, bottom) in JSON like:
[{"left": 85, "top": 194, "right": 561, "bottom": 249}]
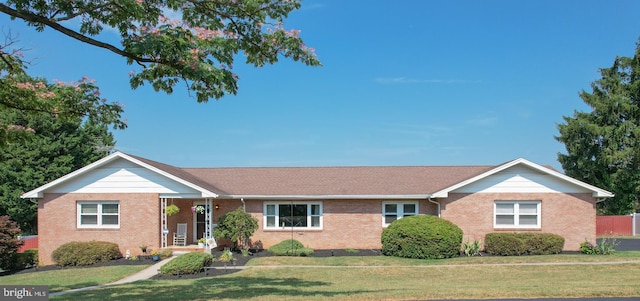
[
  {"left": 484, "top": 233, "right": 564, "bottom": 256},
  {"left": 381, "top": 215, "right": 463, "bottom": 259},
  {"left": 484, "top": 233, "right": 526, "bottom": 256},
  {"left": 521, "top": 233, "right": 564, "bottom": 255},
  {"left": 51, "top": 241, "right": 121, "bottom": 266},
  {"left": 159, "top": 252, "right": 214, "bottom": 275},
  {"left": 268, "top": 239, "right": 314, "bottom": 256}
]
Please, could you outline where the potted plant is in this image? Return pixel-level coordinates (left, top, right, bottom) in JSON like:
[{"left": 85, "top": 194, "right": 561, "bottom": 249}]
[
  {"left": 191, "top": 205, "right": 205, "bottom": 214},
  {"left": 198, "top": 237, "right": 206, "bottom": 248},
  {"left": 165, "top": 204, "right": 180, "bottom": 216},
  {"left": 139, "top": 245, "right": 147, "bottom": 254},
  {"left": 151, "top": 250, "right": 160, "bottom": 261}
]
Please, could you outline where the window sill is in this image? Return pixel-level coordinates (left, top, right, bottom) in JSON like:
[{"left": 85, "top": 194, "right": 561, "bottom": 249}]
[
  {"left": 493, "top": 227, "right": 541, "bottom": 231},
  {"left": 263, "top": 228, "right": 323, "bottom": 232},
  {"left": 76, "top": 227, "right": 121, "bottom": 230}
]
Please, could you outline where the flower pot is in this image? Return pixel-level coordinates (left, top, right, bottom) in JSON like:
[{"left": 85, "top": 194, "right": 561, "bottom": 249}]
[
  {"left": 152, "top": 255, "right": 159, "bottom": 261},
  {"left": 198, "top": 242, "right": 205, "bottom": 248}
]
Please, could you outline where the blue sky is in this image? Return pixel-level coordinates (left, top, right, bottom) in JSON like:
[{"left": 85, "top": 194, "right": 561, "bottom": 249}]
[{"left": 4, "top": 0, "right": 640, "bottom": 170}]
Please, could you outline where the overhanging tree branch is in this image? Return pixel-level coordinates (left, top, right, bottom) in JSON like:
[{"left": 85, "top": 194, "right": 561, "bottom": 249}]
[{"left": 0, "top": 3, "right": 156, "bottom": 65}]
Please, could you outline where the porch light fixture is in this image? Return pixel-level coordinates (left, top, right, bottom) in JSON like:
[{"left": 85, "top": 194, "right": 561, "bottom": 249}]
[{"left": 215, "top": 204, "right": 220, "bottom": 210}]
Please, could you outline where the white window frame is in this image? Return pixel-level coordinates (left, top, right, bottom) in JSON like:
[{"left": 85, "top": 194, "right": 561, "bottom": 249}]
[
  {"left": 494, "top": 201, "right": 541, "bottom": 229},
  {"left": 77, "top": 201, "right": 120, "bottom": 229},
  {"left": 382, "top": 201, "right": 419, "bottom": 227},
  {"left": 264, "top": 202, "right": 323, "bottom": 230}
]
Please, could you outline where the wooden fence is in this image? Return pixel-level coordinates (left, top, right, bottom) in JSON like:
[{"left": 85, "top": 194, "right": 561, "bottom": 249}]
[
  {"left": 596, "top": 215, "right": 637, "bottom": 236},
  {"left": 17, "top": 235, "right": 38, "bottom": 253}
]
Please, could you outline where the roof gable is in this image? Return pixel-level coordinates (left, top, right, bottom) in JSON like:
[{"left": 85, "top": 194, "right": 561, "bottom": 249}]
[
  {"left": 21, "top": 152, "right": 220, "bottom": 198},
  {"left": 431, "top": 158, "right": 614, "bottom": 198}
]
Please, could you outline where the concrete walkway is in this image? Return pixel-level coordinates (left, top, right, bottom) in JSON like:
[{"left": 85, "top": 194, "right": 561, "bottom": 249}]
[{"left": 49, "top": 255, "right": 181, "bottom": 297}]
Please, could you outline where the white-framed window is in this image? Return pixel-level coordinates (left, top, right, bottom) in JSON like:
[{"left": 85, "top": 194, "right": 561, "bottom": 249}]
[
  {"left": 264, "top": 202, "right": 322, "bottom": 230},
  {"left": 494, "top": 201, "right": 540, "bottom": 229},
  {"left": 77, "top": 201, "right": 120, "bottom": 228},
  {"left": 382, "top": 201, "right": 418, "bottom": 226}
]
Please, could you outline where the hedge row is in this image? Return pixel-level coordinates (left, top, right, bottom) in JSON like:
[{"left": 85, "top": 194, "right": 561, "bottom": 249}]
[{"left": 484, "top": 233, "right": 564, "bottom": 256}]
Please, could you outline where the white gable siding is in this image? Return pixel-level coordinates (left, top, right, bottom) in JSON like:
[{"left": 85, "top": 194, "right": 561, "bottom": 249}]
[
  {"left": 49, "top": 159, "right": 200, "bottom": 196},
  {"left": 453, "top": 165, "right": 592, "bottom": 194}
]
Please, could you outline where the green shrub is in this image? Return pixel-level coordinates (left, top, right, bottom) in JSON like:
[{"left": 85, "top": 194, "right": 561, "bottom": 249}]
[
  {"left": 1, "top": 249, "right": 38, "bottom": 271},
  {"left": 485, "top": 233, "right": 527, "bottom": 256},
  {"left": 159, "top": 252, "right": 214, "bottom": 275},
  {"left": 522, "top": 233, "right": 564, "bottom": 255},
  {"left": 485, "top": 233, "right": 564, "bottom": 256},
  {"left": 462, "top": 240, "right": 482, "bottom": 257},
  {"left": 158, "top": 249, "right": 173, "bottom": 260},
  {"left": 268, "top": 239, "right": 314, "bottom": 256},
  {"left": 580, "top": 237, "right": 618, "bottom": 255},
  {"left": 51, "top": 241, "right": 121, "bottom": 266},
  {"left": 20, "top": 249, "right": 38, "bottom": 267},
  {"left": 381, "top": 215, "right": 463, "bottom": 259}
]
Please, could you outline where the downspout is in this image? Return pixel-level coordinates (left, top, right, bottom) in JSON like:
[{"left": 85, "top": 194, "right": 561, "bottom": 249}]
[
  {"left": 241, "top": 198, "right": 246, "bottom": 211},
  {"left": 428, "top": 196, "right": 441, "bottom": 217}
]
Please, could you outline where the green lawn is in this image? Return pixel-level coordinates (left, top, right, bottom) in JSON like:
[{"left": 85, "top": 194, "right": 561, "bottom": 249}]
[
  {"left": 26, "top": 251, "right": 640, "bottom": 301},
  {"left": 0, "top": 265, "right": 150, "bottom": 292},
  {"left": 2, "top": 252, "right": 639, "bottom": 300}
]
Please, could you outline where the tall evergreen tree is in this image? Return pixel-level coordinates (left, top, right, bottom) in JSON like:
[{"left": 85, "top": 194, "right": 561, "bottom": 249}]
[
  {"left": 0, "top": 109, "right": 114, "bottom": 234},
  {"left": 556, "top": 40, "right": 640, "bottom": 215}
]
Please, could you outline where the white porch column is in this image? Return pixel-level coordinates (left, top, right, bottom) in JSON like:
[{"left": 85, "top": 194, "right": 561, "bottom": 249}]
[
  {"left": 205, "top": 198, "right": 213, "bottom": 239},
  {"left": 161, "top": 198, "right": 168, "bottom": 248}
]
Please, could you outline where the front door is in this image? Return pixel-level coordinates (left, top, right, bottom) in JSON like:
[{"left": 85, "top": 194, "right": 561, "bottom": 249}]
[{"left": 193, "top": 204, "right": 206, "bottom": 243}]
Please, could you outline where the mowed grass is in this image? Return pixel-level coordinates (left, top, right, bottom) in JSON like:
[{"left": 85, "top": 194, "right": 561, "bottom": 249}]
[
  {"left": 247, "top": 251, "right": 640, "bottom": 266},
  {"left": 0, "top": 265, "right": 150, "bottom": 292},
  {"left": 46, "top": 252, "right": 640, "bottom": 301}
]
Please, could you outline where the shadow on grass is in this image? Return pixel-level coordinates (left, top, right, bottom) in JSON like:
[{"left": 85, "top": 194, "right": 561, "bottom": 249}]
[{"left": 52, "top": 276, "right": 381, "bottom": 300}]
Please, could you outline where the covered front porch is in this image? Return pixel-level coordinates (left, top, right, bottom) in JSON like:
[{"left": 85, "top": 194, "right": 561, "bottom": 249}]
[{"left": 160, "top": 198, "right": 233, "bottom": 249}]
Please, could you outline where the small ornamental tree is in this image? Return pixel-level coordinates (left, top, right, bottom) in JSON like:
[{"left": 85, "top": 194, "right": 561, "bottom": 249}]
[
  {"left": 0, "top": 215, "right": 24, "bottom": 269},
  {"left": 214, "top": 208, "right": 258, "bottom": 250}
]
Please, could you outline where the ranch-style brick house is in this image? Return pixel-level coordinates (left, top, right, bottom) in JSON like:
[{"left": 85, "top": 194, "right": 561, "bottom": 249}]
[{"left": 22, "top": 152, "right": 613, "bottom": 265}]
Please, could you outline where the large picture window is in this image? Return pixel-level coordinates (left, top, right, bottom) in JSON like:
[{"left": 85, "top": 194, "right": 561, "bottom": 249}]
[
  {"left": 77, "top": 201, "right": 120, "bottom": 228},
  {"left": 382, "top": 201, "right": 418, "bottom": 226},
  {"left": 264, "top": 202, "right": 322, "bottom": 229},
  {"left": 494, "top": 201, "right": 540, "bottom": 228}
]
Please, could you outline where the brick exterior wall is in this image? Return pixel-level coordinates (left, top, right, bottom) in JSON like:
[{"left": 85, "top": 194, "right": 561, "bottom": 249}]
[
  {"left": 38, "top": 193, "right": 160, "bottom": 265},
  {"left": 440, "top": 192, "right": 597, "bottom": 251},
  {"left": 37, "top": 191, "right": 595, "bottom": 265},
  {"left": 244, "top": 199, "right": 439, "bottom": 250}
]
